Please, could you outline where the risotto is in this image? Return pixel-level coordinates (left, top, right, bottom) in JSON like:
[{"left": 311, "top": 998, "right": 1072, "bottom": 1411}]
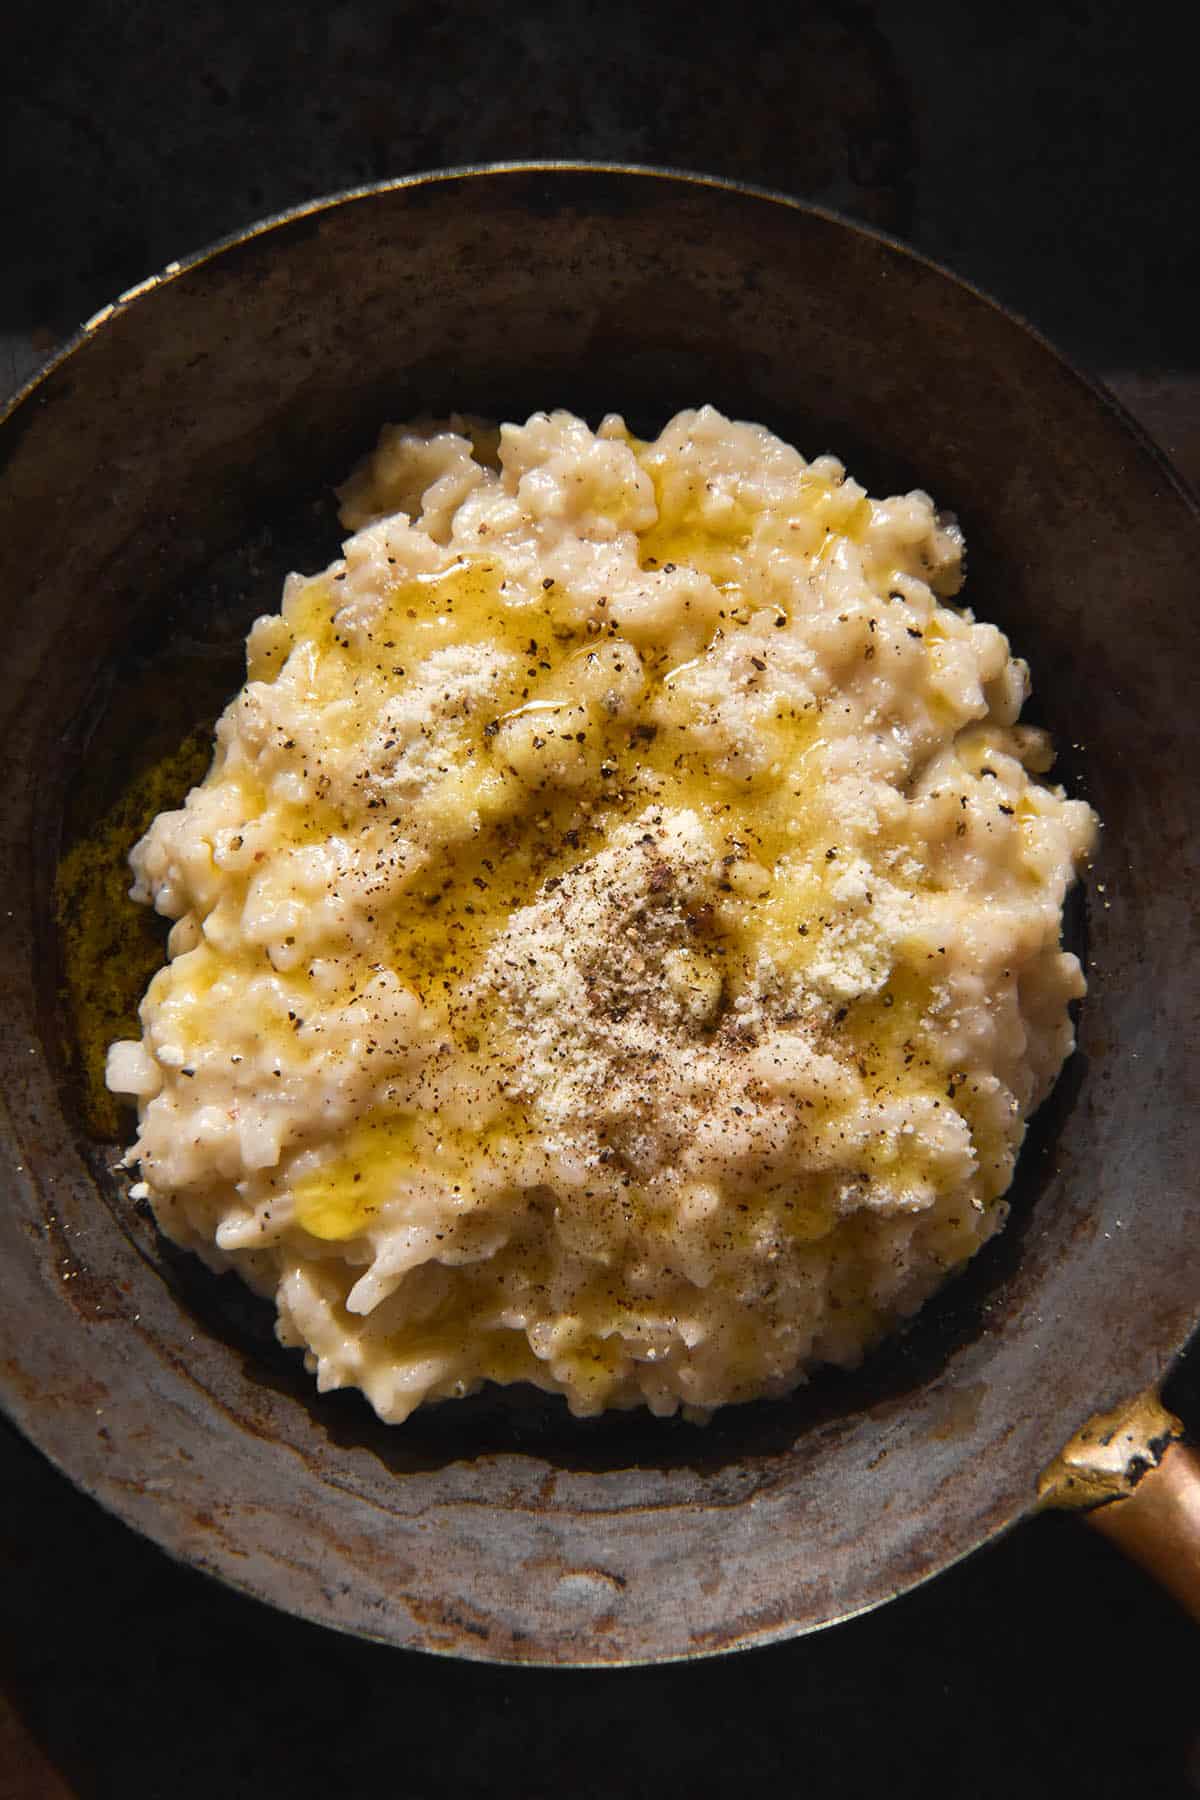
[{"left": 106, "top": 407, "right": 1097, "bottom": 1422}]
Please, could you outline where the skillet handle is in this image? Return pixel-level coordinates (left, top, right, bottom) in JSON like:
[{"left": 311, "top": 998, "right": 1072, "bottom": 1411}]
[
  {"left": 1083, "top": 1438, "right": 1200, "bottom": 1622},
  {"left": 1037, "top": 1389, "right": 1200, "bottom": 1624}
]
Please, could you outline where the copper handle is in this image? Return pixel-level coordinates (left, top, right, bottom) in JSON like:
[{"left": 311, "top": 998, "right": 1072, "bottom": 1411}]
[
  {"left": 1037, "top": 1389, "right": 1200, "bottom": 1624},
  {"left": 1084, "top": 1439, "right": 1200, "bottom": 1621}
]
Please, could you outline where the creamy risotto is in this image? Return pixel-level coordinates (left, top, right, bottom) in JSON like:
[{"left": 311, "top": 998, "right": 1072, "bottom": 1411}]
[{"left": 106, "top": 407, "right": 1097, "bottom": 1422}]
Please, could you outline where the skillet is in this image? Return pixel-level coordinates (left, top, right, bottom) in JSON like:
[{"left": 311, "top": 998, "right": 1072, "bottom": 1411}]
[{"left": 0, "top": 164, "right": 1197, "bottom": 1664}]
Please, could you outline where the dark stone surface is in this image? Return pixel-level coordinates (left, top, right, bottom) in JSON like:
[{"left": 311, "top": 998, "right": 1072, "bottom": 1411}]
[
  {"left": 4, "top": 0, "right": 1199, "bottom": 380},
  {"left": 2, "top": 1, "right": 1198, "bottom": 1794}
]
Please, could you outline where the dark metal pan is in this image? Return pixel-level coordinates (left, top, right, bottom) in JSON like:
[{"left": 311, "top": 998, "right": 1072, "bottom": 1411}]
[{"left": 1, "top": 165, "right": 1197, "bottom": 1664}]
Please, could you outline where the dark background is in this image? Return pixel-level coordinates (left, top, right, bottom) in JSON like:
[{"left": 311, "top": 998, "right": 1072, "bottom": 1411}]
[{"left": 2, "top": 2, "right": 1198, "bottom": 1795}]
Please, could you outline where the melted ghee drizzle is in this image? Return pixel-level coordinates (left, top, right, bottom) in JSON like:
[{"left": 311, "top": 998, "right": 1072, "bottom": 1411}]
[{"left": 56, "top": 729, "right": 212, "bottom": 1137}]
